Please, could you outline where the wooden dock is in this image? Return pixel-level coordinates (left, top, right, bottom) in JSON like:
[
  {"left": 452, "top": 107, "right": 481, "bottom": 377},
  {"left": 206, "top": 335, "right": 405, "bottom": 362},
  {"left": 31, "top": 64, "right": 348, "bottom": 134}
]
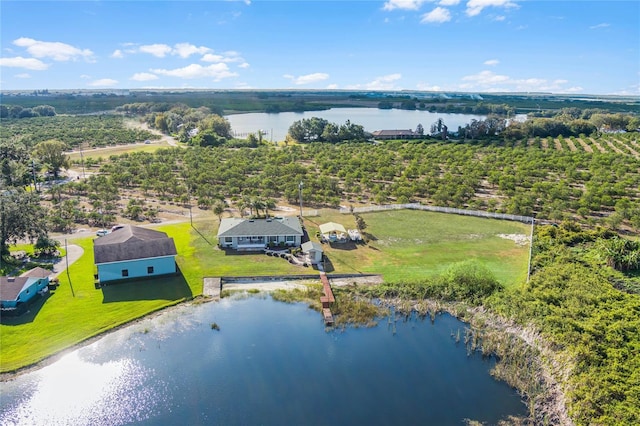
[
  {"left": 203, "top": 277, "right": 222, "bottom": 301},
  {"left": 319, "top": 272, "right": 335, "bottom": 325}
]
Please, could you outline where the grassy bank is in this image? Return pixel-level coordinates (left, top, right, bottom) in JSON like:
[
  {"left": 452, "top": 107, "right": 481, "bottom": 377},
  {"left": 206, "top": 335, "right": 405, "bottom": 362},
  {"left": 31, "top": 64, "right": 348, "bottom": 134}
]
[
  {"left": 0, "top": 222, "right": 199, "bottom": 373},
  {"left": 304, "top": 209, "right": 530, "bottom": 287}
]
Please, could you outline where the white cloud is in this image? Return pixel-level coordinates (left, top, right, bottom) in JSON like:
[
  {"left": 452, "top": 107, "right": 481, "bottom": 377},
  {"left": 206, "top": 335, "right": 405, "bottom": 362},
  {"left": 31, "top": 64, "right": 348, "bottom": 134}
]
[
  {"left": 421, "top": 7, "right": 451, "bottom": 23},
  {"left": 483, "top": 59, "right": 499, "bottom": 66},
  {"left": 88, "top": 78, "right": 118, "bottom": 87},
  {"left": 133, "top": 45, "right": 243, "bottom": 64},
  {"left": 589, "top": 23, "right": 610, "bottom": 30},
  {"left": 465, "top": 0, "right": 517, "bottom": 17},
  {"left": 238, "top": 62, "right": 250, "bottom": 69},
  {"left": 462, "top": 70, "right": 510, "bottom": 85},
  {"left": 13, "top": 37, "right": 93, "bottom": 61},
  {"left": 416, "top": 82, "right": 443, "bottom": 91},
  {"left": 493, "top": 15, "right": 506, "bottom": 21},
  {"left": 150, "top": 63, "right": 238, "bottom": 80},
  {"left": 0, "top": 56, "right": 49, "bottom": 70},
  {"left": 383, "top": 0, "right": 430, "bottom": 11},
  {"left": 346, "top": 73, "right": 402, "bottom": 90},
  {"left": 139, "top": 44, "right": 173, "bottom": 58},
  {"left": 459, "top": 70, "right": 581, "bottom": 93},
  {"left": 201, "top": 51, "right": 244, "bottom": 63},
  {"left": 130, "top": 72, "right": 159, "bottom": 81},
  {"left": 326, "top": 84, "right": 339, "bottom": 89},
  {"left": 439, "top": 0, "right": 460, "bottom": 5},
  {"left": 284, "top": 73, "right": 330, "bottom": 85},
  {"left": 612, "top": 84, "right": 640, "bottom": 96},
  {"left": 15, "top": 73, "right": 31, "bottom": 79},
  {"left": 111, "top": 49, "right": 124, "bottom": 59},
  {"left": 560, "top": 86, "right": 584, "bottom": 94},
  {"left": 173, "top": 43, "right": 211, "bottom": 58}
]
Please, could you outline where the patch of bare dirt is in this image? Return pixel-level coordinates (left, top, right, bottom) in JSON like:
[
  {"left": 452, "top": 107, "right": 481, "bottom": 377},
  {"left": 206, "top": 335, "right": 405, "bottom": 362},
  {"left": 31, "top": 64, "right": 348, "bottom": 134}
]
[
  {"left": 497, "top": 233, "right": 530, "bottom": 246},
  {"left": 575, "top": 137, "right": 593, "bottom": 153}
]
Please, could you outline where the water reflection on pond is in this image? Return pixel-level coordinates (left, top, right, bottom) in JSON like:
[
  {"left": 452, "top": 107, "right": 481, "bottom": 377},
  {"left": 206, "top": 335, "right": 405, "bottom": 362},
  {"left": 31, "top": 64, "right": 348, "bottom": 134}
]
[
  {"left": 0, "top": 296, "right": 526, "bottom": 425},
  {"left": 226, "top": 108, "right": 486, "bottom": 142}
]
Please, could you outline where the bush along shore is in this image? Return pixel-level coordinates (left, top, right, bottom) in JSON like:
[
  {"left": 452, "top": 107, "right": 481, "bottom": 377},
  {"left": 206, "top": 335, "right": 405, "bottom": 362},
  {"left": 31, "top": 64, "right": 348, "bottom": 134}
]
[{"left": 351, "top": 268, "right": 571, "bottom": 425}]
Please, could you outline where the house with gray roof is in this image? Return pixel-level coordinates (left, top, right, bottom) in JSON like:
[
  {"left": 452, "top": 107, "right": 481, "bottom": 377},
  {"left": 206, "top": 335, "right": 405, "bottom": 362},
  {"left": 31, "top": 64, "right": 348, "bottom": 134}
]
[
  {"left": 371, "top": 129, "right": 417, "bottom": 140},
  {"left": 217, "top": 217, "right": 303, "bottom": 251},
  {"left": 1, "top": 268, "right": 51, "bottom": 310},
  {"left": 93, "top": 225, "right": 177, "bottom": 283}
]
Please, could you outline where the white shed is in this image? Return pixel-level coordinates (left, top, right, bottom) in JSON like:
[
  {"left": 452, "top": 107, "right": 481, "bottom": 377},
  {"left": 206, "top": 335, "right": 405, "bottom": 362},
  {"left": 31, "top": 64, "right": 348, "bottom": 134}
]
[{"left": 301, "top": 241, "right": 323, "bottom": 264}]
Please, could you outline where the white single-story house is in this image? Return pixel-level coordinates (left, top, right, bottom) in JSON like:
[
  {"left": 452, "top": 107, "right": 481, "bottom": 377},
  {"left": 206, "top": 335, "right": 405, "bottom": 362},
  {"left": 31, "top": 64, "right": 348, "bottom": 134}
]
[
  {"left": 93, "top": 225, "right": 177, "bottom": 284},
  {"left": 0, "top": 268, "right": 51, "bottom": 310},
  {"left": 301, "top": 241, "right": 324, "bottom": 264},
  {"left": 217, "top": 217, "right": 303, "bottom": 251}
]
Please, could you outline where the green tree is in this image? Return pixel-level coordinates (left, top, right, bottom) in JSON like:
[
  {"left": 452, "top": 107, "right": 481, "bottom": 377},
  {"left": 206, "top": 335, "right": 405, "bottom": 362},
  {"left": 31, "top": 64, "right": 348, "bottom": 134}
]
[
  {"left": 0, "top": 190, "right": 48, "bottom": 256},
  {"left": 213, "top": 200, "right": 226, "bottom": 221},
  {"left": 34, "top": 139, "right": 70, "bottom": 180}
]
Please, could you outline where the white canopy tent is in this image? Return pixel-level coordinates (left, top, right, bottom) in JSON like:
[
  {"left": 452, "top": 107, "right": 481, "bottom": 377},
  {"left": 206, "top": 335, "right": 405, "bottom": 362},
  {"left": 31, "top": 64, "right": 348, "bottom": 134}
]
[{"left": 319, "top": 222, "right": 347, "bottom": 235}]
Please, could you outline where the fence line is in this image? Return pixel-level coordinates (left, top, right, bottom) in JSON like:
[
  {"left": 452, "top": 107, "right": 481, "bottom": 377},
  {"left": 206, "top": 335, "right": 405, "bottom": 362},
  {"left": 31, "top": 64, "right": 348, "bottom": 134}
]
[{"left": 339, "top": 203, "right": 534, "bottom": 224}]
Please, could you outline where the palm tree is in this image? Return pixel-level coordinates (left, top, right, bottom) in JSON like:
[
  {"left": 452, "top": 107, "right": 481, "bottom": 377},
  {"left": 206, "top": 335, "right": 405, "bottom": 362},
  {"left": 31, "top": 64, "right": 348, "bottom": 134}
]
[
  {"left": 252, "top": 198, "right": 265, "bottom": 219},
  {"left": 264, "top": 198, "right": 276, "bottom": 218},
  {"left": 235, "top": 198, "right": 247, "bottom": 217}
]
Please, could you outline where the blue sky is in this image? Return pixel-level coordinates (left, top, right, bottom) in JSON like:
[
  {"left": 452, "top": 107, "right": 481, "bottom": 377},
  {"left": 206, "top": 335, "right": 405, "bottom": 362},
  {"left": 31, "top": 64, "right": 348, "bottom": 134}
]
[{"left": 1, "top": 1, "right": 638, "bottom": 95}]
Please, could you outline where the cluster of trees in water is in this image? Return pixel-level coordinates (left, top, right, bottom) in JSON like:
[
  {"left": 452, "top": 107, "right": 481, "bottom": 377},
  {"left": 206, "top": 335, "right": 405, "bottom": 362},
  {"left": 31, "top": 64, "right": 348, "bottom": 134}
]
[{"left": 287, "top": 118, "right": 366, "bottom": 143}]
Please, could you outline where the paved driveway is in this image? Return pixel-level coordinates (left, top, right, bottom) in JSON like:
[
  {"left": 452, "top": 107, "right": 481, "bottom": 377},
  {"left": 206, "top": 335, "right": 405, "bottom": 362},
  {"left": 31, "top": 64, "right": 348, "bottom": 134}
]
[{"left": 52, "top": 244, "right": 84, "bottom": 278}]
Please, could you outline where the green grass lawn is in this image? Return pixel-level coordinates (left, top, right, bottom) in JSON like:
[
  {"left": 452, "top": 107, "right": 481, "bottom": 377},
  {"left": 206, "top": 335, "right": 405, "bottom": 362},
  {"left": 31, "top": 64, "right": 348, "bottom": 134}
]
[
  {"left": 0, "top": 209, "right": 530, "bottom": 373},
  {"left": 304, "top": 209, "right": 531, "bottom": 286},
  {"left": 67, "top": 141, "right": 171, "bottom": 161}
]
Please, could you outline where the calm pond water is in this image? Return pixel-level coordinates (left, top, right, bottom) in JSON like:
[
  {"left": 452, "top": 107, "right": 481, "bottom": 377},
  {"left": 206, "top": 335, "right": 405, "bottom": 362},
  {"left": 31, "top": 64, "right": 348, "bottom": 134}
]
[
  {"left": 0, "top": 296, "right": 526, "bottom": 425},
  {"left": 225, "top": 108, "right": 486, "bottom": 142}
]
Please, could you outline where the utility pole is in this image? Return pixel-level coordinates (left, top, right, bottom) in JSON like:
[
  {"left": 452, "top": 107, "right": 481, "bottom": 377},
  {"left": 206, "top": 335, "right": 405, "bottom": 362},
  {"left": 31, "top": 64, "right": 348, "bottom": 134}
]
[
  {"left": 526, "top": 217, "right": 535, "bottom": 283},
  {"left": 65, "top": 239, "right": 75, "bottom": 297},
  {"left": 31, "top": 160, "right": 38, "bottom": 192},
  {"left": 298, "top": 181, "right": 304, "bottom": 217},
  {"left": 80, "top": 148, "right": 86, "bottom": 178}
]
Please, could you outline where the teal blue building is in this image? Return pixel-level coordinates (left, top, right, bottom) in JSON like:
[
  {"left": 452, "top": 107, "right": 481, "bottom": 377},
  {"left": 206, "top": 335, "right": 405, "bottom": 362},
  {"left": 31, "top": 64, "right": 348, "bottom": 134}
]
[
  {"left": 1, "top": 267, "right": 51, "bottom": 310},
  {"left": 93, "top": 225, "right": 177, "bottom": 284}
]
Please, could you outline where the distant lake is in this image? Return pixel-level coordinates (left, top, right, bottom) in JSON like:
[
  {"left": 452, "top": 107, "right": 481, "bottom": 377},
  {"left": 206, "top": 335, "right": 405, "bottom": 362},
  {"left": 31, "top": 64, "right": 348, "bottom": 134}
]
[
  {"left": 0, "top": 296, "right": 525, "bottom": 425},
  {"left": 226, "top": 108, "right": 486, "bottom": 142}
]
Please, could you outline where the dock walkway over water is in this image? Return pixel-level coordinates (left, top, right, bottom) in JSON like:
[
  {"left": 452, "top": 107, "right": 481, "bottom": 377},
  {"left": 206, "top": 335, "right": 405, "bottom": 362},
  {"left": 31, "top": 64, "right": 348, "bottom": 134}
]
[{"left": 319, "top": 272, "right": 335, "bottom": 325}]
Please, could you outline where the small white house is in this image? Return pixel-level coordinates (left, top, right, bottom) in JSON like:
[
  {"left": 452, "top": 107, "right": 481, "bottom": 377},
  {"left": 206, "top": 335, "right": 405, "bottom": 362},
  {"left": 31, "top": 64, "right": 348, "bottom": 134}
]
[
  {"left": 93, "top": 225, "right": 177, "bottom": 284},
  {"left": 217, "top": 217, "right": 303, "bottom": 251},
  {"left": 301, "top": 241, "right": 323, "bottom": 264}
]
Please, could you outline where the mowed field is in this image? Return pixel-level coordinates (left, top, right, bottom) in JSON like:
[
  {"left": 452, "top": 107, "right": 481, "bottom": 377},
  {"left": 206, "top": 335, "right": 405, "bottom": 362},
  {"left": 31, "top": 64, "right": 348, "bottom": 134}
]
[
  {"left": 1, "top": 209, "right": 530, "bottom": 373},
  {"left": 303, "top": 209, "right": 530, "bottom": 285}
]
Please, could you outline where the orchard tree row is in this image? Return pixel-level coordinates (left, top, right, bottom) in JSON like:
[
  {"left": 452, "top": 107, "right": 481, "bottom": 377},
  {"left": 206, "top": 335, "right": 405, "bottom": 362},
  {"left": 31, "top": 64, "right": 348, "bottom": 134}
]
[
  {"left": 0, "top": 115, "right": 158, "bottom": 149},
  {"left": 59, "top": 141, "right": 640, "bottom": 231}
]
